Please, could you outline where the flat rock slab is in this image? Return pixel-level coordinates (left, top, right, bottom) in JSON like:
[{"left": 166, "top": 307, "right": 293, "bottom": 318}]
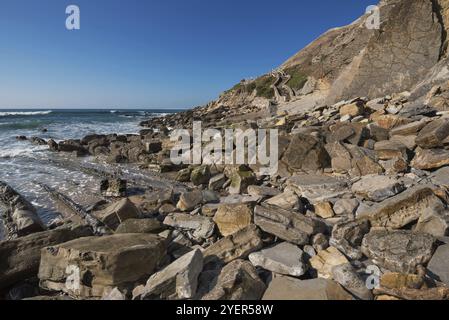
[
  {"left": 357, "top": 185, "right": 441, "bottom": 229},
  {"left": 39, "top": 233, "right": 166, "bottom": 298},
  {"left": 262, "top": 275, "right": 353, "bottom": 300},
  {"left": 351, "top": 175, "right": 405, "bottom": 202},
  {"left": 115, "top": 218, "right": 165, "bottom": 234},
  {"left": 0, "top": 224, "right": 92, "bottom": 290},
  {"left": 135, "top": 249, "right": 203, "bottom": 300},
  {"left": 361, "top": 230, "right": 435, "bottom": 273},
  {"left": 163, "top": 213, "right": 215, "bottom": 239},
  {"left": 411, "top": 148, "right": 449, "bottom": 170},
  {"left": 427, "top": 244, "right": 449, "bottom": 286},
  {"left": 249, "top": 242, "right": 307, "bottom": 277},
  {"left": 287, "top": 174, "right": 349, "bottom": 202},
  {"left": 203, "top": 224, "right": 263, "bottom": 265},
  {"left": 415, "top": 119, "right": 449, "bottom": 149},
  {"left": 254, "top": 204, "right": 325, "bottom": 245}
]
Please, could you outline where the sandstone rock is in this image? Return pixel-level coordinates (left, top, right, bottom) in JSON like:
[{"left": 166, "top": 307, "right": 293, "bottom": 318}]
[
  {"left": 213, "top": 203, "right": 253, "bottom": 236},
  {"left": 93, "top": 198, "right": 140, "bottom": 230},
  {"left": 390, "top": 120, "right": 429, "bottom": 136},
  {"left": 314, "top": 201, "right": 335, "bottom": 219},
  {"left": 203, "top": 225, "right": 263, "bottom": 265},
  {"left": 351, "top": 175, "right": 405, "bottom": 202},
  {"left": 115, "top": 218, "right": 165, "bottom": 234},
  {"left": 249, "top": 242, "right": 307, "bottom": 277},
  {"left": 411, "top": 148, "right": 449, "bottom": 170},
  {"left": 254, "top": 204, "right": 325, "bottom": 246},
  {"left": 39, "top": 233, "right": 166, "bottom": 298},
  {"left": 379, "top": 157, "right": 409, "bottom": 174},
  {"left": 135, "top": 249, "right": 203, "bottom": 300},
  {"left": 357, "top": 185, "right": 442, "bottom": 229},
  {"left": 264, "top": 191, "right": 301, "bottom": 211},
  {"left": 331, "top": 263, "right": 373, "bottom": 300},
  {"left": 374, "top": 140, "right": 408, "bottom": 160},
  {"left": 282, "top": 134, "right": 330, "bottom": 171},
  {"left": 340, "top": 102, "right": 365, "bottom": 117},
  {"left": 0, "top": 224, "right": 92, "bottom": 290},
  {"left": 309, "top": 246, "right": 349, "bottom": 279},
  {"left": 333, "top": 199, "right": 359, "bottom": 216},
  {"left": 262, "top": 275, "right": 352, "bottom": 300},
  {"left": 380, "top": 273, "right": 424, "bottom": 290},
  {"left": 163, "top": 213, "right": 215, "bottom": 239},
  {"left": 390, "top": 135, "right": 417, "bottom": 150},
  {"left": 330, "top": 219, "right": 370, "bottom": 260},
  {"left": 191, "top": 165, "right": 211, "bottom": 186},
  {"left": 415, "top": 119, "right": 449, "bottom": 148},
  {"left": 427, "top": 244, "right": 449, "bottom": 286},
  {"left": 201, "top": 259, "right": 266, "bottom": 300},
  {"left": 176, "top": 190, "right": 203, "bottom": 211},
  {"left": 415, "top": 202, "right": 449, "bottom": 237},
  {"left": 100, "top": 179, "right": 127, "bottom": 197},
  {"left": 361, "top": 230, "right": 435, "bottom": 273}
]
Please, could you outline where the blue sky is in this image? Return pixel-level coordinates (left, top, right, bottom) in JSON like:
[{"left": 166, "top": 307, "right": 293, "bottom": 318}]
[{"left": 0, "top": 0, "right": 375, "bottom": 109}]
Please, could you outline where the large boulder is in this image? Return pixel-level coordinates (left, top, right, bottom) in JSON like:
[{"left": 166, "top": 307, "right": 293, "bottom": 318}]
[
  {"left": 38, "top": 233, "right": 166, "bottom": 298},
  {"left": 282, "top": 134, "right": 330, "bottom": 171}
]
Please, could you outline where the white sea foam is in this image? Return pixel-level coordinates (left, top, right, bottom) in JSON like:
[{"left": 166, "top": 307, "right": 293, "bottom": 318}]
[{"left": 0, "top": 110, "right": 53, "bottom": 117}]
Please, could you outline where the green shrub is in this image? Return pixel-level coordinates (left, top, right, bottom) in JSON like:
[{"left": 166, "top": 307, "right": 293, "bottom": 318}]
[{"left": 285, "top": 66, "right": 308, "bottom": 91}]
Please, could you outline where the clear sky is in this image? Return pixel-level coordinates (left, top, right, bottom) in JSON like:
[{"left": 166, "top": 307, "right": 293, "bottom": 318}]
[{"left": 0, "top": 0, "right": 375, "bottom": 109}]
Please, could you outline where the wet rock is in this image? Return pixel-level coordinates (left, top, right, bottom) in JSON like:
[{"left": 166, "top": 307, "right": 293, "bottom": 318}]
[
  {"left": 39, "top": 233, "right": 166, "bottom": 298},
  {"left": 427, "top": 244, "right": 449, "bottom": 286},
  {"left": 191, "top": 165, "right": 211, "bottom": 186},
  {"left": 30, "top": 137, "right": 46, "bottom": 145},
  {"left": 135, "top": 249, "right": 203, "bottom": 300},
  {"left": 357, "top": 185, "right": 442, "bottom": 229},
  {"left": 100, "top": 179, "right": 127, "bottom": 197},
  {"left": 115, "top": 218, "right": 165, "bottom": 234},
  {"left": 282, "top": 134, "right": 331, "bottom": 171},
  {"left": 176, "top": 190, "right": 203, "bottom": 211},
  {"left": 331, "top": 263, "right": 373, "bottom": 300},
  {"left": 93, "top": 198, "right": 140, "bottom": 230},
  {"left": 415, "top": 119, "right": 449, "bottom": 149},
  {"left": 361, "top": 230, "right": 435, "bottom": 273},
  {"left": 411, "top": 148, "right": 449, "bottom": 170},
  {"left": 203, "top": 225, "right": 263, "bottom": 265},
  {"left": 0, "top": 224, "right": 92, "bottom": 291},
  {"left": 254, "top": 204, "right": 325, "bottom": 246},
  {"left": 330, "top": 219, "right": 370, "bottom": 260},
  {"left": 201, "top": 259, "right": 266, "bottom": 300},
  {"left": 262, "top": 275, "right": 353, "bottom": 300},
  {"left": 213, "top": 203, "right": 253, "bottom": 236},
  {"left": 163, "top": 213, "right": 215, "bottom": 239},
  {"left": 47, "top": 139, "right": 58, "bottom": 151},
  {"left": 351, "top": 175, "right": 405, "bottom": 202},
  {"left": 249, "top": 242, "right": 307, "bottom": 277},
  {"left": 309, "top": 246, "right": 349, "bottom": 279}
]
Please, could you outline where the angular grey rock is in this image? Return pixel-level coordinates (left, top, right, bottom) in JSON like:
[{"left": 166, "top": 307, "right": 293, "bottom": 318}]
[
  {"left": 135, "top": 249, "right": 203, "bottom": 300},
  {"left": 247, "top": 185, "right": 281, "bottom": 198},
  {"left": 249, "top": 242, "right": 307, "bottom": 277},
  {"left": 331, "top": 263, "right": 373, "bottom": 300},
  {"left": 415, "top": 119, "right": 449, "bottom": 149},
  {"left": 361, "top": 230, "right": 435, "bottom": 273},
  {"left": 39, "top": 233, "right": 166, "bottom": 298},
  {"left": 115, "top": 218, "right": 165, "bottom": 234},
  {"left": 287, "top": 174, "right": 349, "bottom": 202},
  {"left": 333, "top": 198, "right": 359, "bottom": 216},
  {"left": 254, "top": 204, "right": 326, "bottom": 245},
  {"left": 431, "top": 166, "right": 449, "bottom": 189},
  {"left": 427, "top": 244, "right": 449, "bottom": 286},
  {"left": 411, "top": 148, "right": 449, "bottom": 170},
  {"left": 177, "top": 190, "right": 203, "bottom": 211},
  {"left": 201, "top": 259, "right": 266, "bottom": 300},
  {"left": 357, "top": 185, "right": 442, "bottom": 229},
  {"left": 390, "top": 120, "right": 429, "bottom": 136},
  {"left": 262, "top": 275, "right": 353, "bottom": 300},
  {"left": 351, "top": 174, "right": 405, "bottom": 202},
  {"left": 93, "top": 198, "right": 140, "bottom": 230},
  {"left": 330, "top": 219, "right": 370, "bottom": 260},
  {"left": 102, "top": 287, "right": 126, "bottom": 300},
  {"left": 415, "top": 202, "right": 449, "bottom": 238},
  {"left": 163, "top": 213, "right": 215, "bottom": 239},
  {"left": 0, "top": 224, "right": 92, "bottom": 290},
  {"left": 264, "top": 191, "right": 301, "bottom": 210},
  {"left": 203, "top": 225, "right": 263, "bottom": 265}
]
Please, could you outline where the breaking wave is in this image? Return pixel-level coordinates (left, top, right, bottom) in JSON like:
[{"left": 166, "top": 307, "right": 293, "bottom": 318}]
[{"left": 0, "top": 110, "right": 53, "bottom": 117}]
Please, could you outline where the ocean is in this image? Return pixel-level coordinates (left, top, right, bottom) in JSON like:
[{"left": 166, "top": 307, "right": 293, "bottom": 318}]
[{"left": 0, "top": 109, "right": 178, "bottom": 238}]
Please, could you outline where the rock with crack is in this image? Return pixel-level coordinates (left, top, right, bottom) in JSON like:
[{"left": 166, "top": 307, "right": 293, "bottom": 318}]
[
  {"left": 415, "top": 119, "right": 449, "bottom": 149},
  {"left": 411, "top": 148, "right": 449, "bottom": 170},
  {"left": 361, "top": 230, "right": 435, "bottom": 273},
  {"left": 390, "top": 120, "right": 430, "bottom": 136},
  {"left": 287, "top": 173, "right": 349, "bottom": 202},
  {"left": 427, "top": 244, "right": 449, "bottom": 286},
  {"left": 374, "top": 140, "right": 409, "bottom": 161},
  {"left": 351, "top": 175, "right": 405, "bottom": 202},
  {"left": 309, "top": 246, "right": 349, "bottom": 279},
  {"left": 203, "top": 225, "right": 263, "bottom": 265},
  {"left": 134, "top": 249, "right": 203, "bottom": 300},
  {"left": 357, "top": 185, "right": 442, "bottom": 229},
  {"left": 248, "top": 242, "right": 307, "bottom": 277},
  {"left": 262, "top": 275, "right": 353, "bottom": 300},
  {"left": 38, "top": 233, "right": 166, "bottom": 298},
  {"left": 0, "top": 223, "right": 92, "bottom": 291},
  {"left": 330, "top": 219, "right": 371, "bottom": 260},
  {"left": 213, "top": 203, "right": 253, "bottom": 237},
  {"left": 93, "top": 198, "right": 140, "bottom": 230},
  {"left": 331, "top": 263, "right": 373, "bottom": 300},
  {"left": 200, "top": 259, "right": 266, "bottom": 300},
  {"left": 163, "top": 213, "right": 215, "bottom": 239},
  {"left": 254, "top": 204, "right": 326, "bottom": 246}
]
